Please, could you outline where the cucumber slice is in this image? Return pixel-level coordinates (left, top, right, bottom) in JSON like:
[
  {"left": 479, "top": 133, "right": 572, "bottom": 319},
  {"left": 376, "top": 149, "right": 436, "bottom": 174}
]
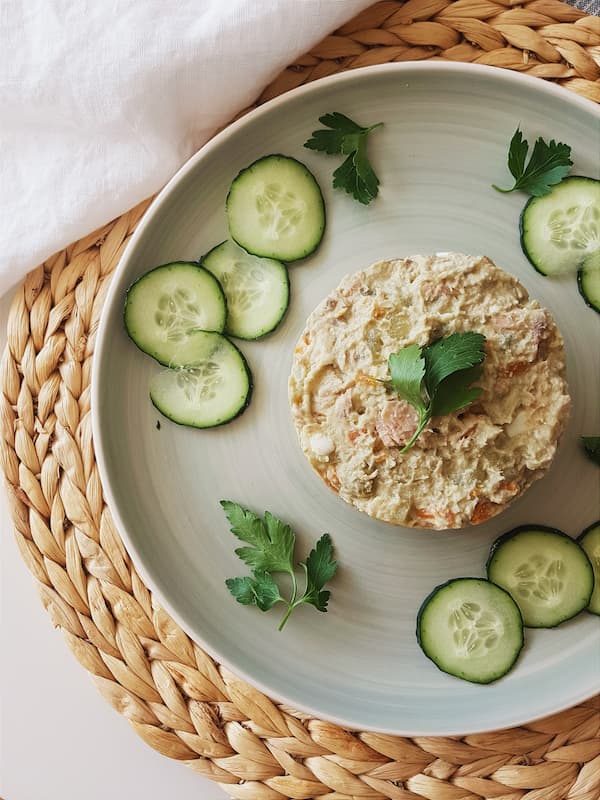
[
  {"left": 417, "top": 578, "right": 523, "bottom": 684},
  {"left": 201, "top": 240, "right": 290, "bottom": 339},
  {"left": 226, "top": 155, "right": 325, "bottom": 262},
  {"left": 487, "top": 525, "right": 594, "bottom": 628},
  {"left": 520, "top": 176, "right": 600, "bottom": 276},
  {"left": 577, "top": 521, "right": 600, "bottom": 615},
  {"left": 577, "top": 249, "right": 600, "bottom": 313},
  {"left": 125, "top": 262, "right": 226, "bottom": 366},
  {"left": 149, "top": 332, "right": 252, "bottom": 428}
]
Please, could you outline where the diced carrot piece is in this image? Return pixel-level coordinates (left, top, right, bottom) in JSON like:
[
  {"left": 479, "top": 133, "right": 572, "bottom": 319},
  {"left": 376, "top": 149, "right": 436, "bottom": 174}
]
[
  {"left": 499, "top": 361, "right": 529, "bottom": 377},
  {"left": 471, "top": 500, "right": 498, "bottom": 525},
  {"left": 323, "top": 468, "right": 340, "bottom": 493}
]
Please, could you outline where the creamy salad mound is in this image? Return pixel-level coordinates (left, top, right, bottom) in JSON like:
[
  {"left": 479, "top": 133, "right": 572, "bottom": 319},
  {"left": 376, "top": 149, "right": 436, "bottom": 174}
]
[{"left": 289, "top": 253, "right": 570, "bottom": 529}]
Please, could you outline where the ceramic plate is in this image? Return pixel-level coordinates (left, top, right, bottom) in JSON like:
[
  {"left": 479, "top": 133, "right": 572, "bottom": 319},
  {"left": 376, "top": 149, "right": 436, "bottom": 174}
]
[{"left": 92, "top": 63, "right": 600, "bottom": 735}]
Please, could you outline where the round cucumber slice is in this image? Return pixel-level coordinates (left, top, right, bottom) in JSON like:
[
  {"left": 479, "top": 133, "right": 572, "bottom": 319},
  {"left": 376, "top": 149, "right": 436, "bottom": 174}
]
[
  {"left": 201, "top": 240, "right": 290, "bottom": 339},
  {"left": 487, "top": 525, "right": 594, "bottom": 628},
  {"left": 226, "top": 155, "right": 325, "bottom": 262},
  {"left": 417, "top": 578, "right": 524, "bottom": 684},
  {"left": 577, "top": 521, "right": 600, "bottom": 615},
  {"left": 124, "top": 262, "right": 226, "bottom": 366},
  {"left": 577, "top": 249, "right": 600, "bottom": 314},
  {"left": 520, "top": 176, "right": 600, "bottom": 276},
  {"left": 149, "top": 333, "right": 252, "bottom": 429}
]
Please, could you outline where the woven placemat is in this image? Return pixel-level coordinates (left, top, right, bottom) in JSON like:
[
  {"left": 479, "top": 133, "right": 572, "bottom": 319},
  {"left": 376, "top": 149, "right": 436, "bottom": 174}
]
[{"left": 2, "top": 2, "right": 599, "bottom": 799}]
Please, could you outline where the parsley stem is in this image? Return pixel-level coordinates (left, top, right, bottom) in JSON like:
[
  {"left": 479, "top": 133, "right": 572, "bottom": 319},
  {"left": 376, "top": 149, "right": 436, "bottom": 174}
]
[
  {"left": 278, "top": 604, "right": 294, "bottom": 631},
  {"left": 398, "top": 410, "right": 430, "bottom": 454},
  {"left": 491, "top": 183, "right": 513, "bottom": 193},
  {"left": 289, "top": 568, "right": 298, "bottom": 606},
  {"left": 278, "top": 568, "right": 298, "bottom": 632}
]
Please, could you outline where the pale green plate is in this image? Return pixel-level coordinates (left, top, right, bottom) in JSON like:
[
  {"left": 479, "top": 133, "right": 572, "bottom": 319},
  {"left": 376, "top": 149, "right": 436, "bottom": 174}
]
[{"left": 93, "top": 63, "right": 600, "bottom": 735}]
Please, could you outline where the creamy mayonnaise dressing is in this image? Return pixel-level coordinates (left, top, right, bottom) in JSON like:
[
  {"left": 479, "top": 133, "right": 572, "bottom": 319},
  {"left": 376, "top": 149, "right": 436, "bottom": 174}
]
[{"left": 289, "top": 254, "right": 570, "bottom": 529}]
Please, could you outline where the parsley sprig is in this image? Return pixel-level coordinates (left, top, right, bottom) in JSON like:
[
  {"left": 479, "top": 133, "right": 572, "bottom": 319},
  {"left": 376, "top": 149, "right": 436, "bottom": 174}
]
[
  {"left": 221, "top": 501, "right": 337, "bottom": 631},
  {"left": 388, "top": 332, "right": 486, "bottom": 452},
  {"left": 493, "top": 128, "right": 572, "bottom": 197},
  {"left": 304, "top": 112, "right": 383, "bottom": 205}
]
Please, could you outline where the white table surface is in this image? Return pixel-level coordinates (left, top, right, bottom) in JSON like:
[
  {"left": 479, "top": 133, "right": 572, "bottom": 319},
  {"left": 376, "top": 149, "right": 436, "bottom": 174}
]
[{"left": 0, "top": 289, "right": 227, "bottom": 800}]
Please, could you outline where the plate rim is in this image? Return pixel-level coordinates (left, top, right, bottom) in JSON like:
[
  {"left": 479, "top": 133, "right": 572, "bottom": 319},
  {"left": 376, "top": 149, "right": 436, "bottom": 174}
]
[{"left": 91, "top": 61, "right": 600, "bottom": 736}]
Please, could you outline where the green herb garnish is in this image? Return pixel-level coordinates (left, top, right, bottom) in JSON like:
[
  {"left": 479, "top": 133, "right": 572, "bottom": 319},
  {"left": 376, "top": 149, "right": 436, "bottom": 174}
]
[
  {"left": 221, "top": 501, "right": 337, "bottom": 631},
  {"left": 493, "top": 128, "right": 572, "bottom": 197},
  {"left": 388, "top": 332, "right": 486, "bottom": 453},
  {"left": 304, "top": 112, "right": 383, "bottom": 205},
  {"left": 582, "top": 436, "right": 600, "bottom": 466}
]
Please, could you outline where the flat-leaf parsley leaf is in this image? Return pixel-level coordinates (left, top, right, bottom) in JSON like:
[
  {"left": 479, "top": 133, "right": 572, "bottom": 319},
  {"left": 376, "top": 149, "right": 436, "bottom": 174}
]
[
  {"left": 226, "top": 572, "right": 283, "bottom": 612},
  {"left": 221, "top": 502, "right": 338, "bottom": 631},
  {"left": 300, "top": 534, "right": 337, "bottom": 612},
  {"left": 493, "top": 128, "right": 572, "bottom": 197},
  {"left": 220, "top": 500, "right": 295, "bottom": 574},
  {"left": 388, "top": 332, "right": 486, "bottom": 452},
  {"left": 304, "top": 112, "right": 383, "bottom": 205}
]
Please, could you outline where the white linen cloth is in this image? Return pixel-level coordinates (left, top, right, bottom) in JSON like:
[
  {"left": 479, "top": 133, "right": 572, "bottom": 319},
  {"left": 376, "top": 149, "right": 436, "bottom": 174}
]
[{"left": 0, "top": 0, "right": 372, "bottom": 295}]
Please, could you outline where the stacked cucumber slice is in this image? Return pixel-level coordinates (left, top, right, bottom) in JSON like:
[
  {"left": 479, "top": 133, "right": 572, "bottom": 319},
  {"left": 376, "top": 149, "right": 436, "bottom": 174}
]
[
  {"left": 124, "top": 262, "right": 227, "bottom": 366},
  {"left": 486, "top": 526, "right": 594, "bottom": 628},
  {"left": 578, "top": 249, "right": 600, "bottom": 313},
  {"left": 578, "top": 522, "right": 600, "bottom": 615},
  {"left": 124, "top": 263, "right": 252, "bottom": 428},
  {"left": 124, "top": 155, "right": 325, "bottom": 428},
  {"left": 226, "top": 155, "right": 325, "bottom": 262},
  {"left": 201, "top": 240, "right": 290, "bottom": 340},
  {"left": 417, "top": 578, "right": 524, "bottom": 685},
  {"left": 417, "top": 523, "right": 598, "bottom": 684},
  {"left": 519, "top": 176, "right": 600, "bottom": 313},
  {"left": 149, "top": 333, "right": 252, "bottom": 429}
]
